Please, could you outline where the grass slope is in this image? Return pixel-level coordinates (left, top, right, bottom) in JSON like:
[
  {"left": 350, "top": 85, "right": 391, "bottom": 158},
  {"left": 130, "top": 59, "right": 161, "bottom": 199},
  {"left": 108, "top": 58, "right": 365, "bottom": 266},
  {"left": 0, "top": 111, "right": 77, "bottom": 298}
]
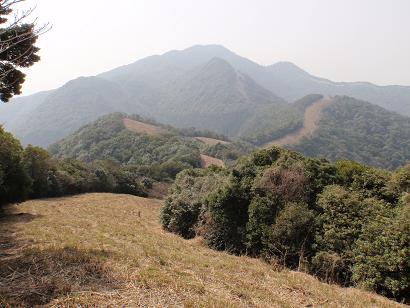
[
  {"left": 200, "top": 154, "right": 225, "bottom": 168},
  {"left": 0, "top": 193, "right": 402, "bottom": 307},
  {"left": 123, "top": 118, "right": 167, "bottom": 136}
]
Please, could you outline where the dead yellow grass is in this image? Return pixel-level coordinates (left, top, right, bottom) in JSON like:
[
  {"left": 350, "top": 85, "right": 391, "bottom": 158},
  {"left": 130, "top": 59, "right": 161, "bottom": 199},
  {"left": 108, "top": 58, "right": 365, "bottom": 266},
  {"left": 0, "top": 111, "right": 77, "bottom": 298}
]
[
  {"left": 123, "top": 118, "right": 167, "bottom": 136},
  {"left": 200, "top": 154, "right": 225, "bottom": 168},
  {"left": 195, "top": 137, "right": 230, "bottom": 146},
  {"left": 0, "top": 193, "right": 403, "bottom": 307}
]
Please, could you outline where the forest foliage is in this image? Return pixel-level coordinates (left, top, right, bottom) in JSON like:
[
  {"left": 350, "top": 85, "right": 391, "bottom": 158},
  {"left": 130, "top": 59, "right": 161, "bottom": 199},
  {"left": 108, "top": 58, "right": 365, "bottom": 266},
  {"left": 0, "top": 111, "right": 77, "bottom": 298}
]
[
  {"left": 49, "top": 113, "right": 253, "bottom": 180},
  {"left": 291, "top": 96, "right": 410, "bottom": 170},
  {"left": 242, "top": 95, "right": 410, "bottom": 170},
  {"left": 161, "top": 146, "right": 410, "bottom": 303},
  {"left": 0, "top": 126, "right": 147, "bottom": 207},
  {"left": 240, "top": 94, "right": 323, "bottom": 145}
]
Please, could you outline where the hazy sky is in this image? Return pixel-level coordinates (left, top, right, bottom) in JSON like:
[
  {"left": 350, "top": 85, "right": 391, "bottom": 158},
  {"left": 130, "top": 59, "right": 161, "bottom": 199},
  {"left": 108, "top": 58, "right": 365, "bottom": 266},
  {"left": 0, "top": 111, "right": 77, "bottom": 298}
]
[{"left": 14, "top": 0, "right": 410, "bottom": 95}]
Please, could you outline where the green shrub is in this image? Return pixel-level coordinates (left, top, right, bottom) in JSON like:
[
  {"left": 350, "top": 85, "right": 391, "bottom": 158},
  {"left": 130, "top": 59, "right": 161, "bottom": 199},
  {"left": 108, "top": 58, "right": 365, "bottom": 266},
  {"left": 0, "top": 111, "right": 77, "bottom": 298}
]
[
  {"left": 352, "top": 205, "right": 410, "bottom": 302},
  {"left": 161, "top": 168, "right": 227, "bottom": 238},
  {"left": 0, "top": 127, "right": 30, "bottom": 205},
  {"left": 267, "top": 202, "right": 315, "bottom": 267},
  {"left": 161, "top": 145, "right": 407, "bottom": 303}
]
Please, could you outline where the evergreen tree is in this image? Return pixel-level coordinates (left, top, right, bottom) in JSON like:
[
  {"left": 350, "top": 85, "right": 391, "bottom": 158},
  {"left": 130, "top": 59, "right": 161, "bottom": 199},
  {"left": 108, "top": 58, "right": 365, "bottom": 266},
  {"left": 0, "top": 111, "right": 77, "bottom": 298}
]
[{"left": 0, "top": 0, "right": 48, "bottom": 102}]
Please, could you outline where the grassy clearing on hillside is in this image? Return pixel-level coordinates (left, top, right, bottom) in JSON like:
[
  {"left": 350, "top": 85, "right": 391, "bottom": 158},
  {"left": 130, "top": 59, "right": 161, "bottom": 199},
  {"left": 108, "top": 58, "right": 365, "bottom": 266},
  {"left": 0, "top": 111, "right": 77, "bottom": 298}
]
[
  {"left": 123, "top": 118, "right": 167, "bottom": 136},
  {"left": 0, "top": 194, "right": 403, "bottom": 307},
  {"left": 200, "top": 154, "right": 225, "bottom": 168}
]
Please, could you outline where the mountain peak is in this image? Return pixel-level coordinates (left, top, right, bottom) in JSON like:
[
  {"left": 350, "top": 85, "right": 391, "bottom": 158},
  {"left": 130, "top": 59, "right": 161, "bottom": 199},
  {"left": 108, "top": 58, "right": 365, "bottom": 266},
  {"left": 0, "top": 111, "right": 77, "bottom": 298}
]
[
  {"left": 164, "top": 44, "right": 233, "bottom": 56},
  {"left": 269, "top": 61, "right": 310, "bottom": 76}
]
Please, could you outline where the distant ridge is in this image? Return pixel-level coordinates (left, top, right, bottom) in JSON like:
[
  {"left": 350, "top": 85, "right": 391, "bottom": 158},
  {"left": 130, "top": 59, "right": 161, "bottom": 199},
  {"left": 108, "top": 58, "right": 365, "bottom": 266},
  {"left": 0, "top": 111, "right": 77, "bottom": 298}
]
[{"left": 1, "top": 44, "right": 409, "bottom": 148}]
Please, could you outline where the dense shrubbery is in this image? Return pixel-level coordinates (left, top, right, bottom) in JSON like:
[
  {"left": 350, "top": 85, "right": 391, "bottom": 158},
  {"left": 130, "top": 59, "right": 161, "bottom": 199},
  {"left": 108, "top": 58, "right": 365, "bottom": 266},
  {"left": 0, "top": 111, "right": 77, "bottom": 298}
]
[
  {"left": 0, "top": 126, "right": 146, "bottom": 207},
  {"left": 161, "top": 167, "right": 229, "bottom": 238},
  {"left": 162, "top": 146, "right": 410, "bottom": 302}
]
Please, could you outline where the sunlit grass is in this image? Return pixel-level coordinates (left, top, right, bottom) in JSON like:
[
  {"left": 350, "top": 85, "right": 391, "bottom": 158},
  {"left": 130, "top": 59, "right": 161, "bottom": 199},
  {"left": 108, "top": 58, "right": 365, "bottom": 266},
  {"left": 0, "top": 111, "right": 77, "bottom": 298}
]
[{"left": 0, "top": 193, "right": 403, "bottom": 307}]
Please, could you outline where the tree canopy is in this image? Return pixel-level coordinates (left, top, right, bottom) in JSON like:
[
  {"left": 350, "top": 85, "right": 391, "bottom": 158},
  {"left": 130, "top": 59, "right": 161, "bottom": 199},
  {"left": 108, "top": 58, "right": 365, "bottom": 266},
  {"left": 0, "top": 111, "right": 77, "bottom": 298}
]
[
  {"left": 162, "top": 146, "right": 410, "bottom": 303},
  {"left": 0, "top": 0, "right": 48, "bottom": 102}
]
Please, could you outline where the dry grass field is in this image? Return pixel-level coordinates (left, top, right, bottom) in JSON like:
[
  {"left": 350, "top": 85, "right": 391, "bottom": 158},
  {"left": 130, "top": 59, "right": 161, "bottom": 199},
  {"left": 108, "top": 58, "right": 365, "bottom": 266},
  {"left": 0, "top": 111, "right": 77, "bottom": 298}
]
[
  {"left": 200, "top": 154, "right": 225, "bottom": 168},
  {"left": 0, "top": 193, "right": 403, "bottom": 307},
  {"left": 123, "top": 118, "right": 167, "bottom": 136}
]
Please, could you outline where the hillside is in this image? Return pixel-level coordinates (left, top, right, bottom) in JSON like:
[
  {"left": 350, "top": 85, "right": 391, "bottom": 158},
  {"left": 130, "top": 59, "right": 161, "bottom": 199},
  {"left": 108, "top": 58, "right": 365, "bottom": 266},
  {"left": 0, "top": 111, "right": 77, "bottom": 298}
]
[
  {"left": 49, "top": 113, "right": 251, "bottom": 179},
  {"left": 101, "top": 45, "right": 410, "bottom": 116},
  {"left": 239, "top": 94, "right": 321, "bottom": 145},
  {"left": 152, "top": 57, "right": 285, "bottom": 136},
  {"left": 240, "top": 94, "right": 410, "bottom": 169},
  {"left": 263, "top": 96, "right": 332, "bottom": 147},
  {"left": 0, "top": 193, "right": 403, "bottom": 307},
  {"left": 266, "top": 62, "right": 410, "bottom": 116},
  {"left": 3, "top": 77, "right": 140, "bottom": 146},
  {"left": 123, "top": 117, "right": 167, "bottom": 136},
  {"left": 288, "top": 96, "right": 410, "bottom": 169},
  {"left": 2, "top": 45, "right": 410, "bottom": 146}
]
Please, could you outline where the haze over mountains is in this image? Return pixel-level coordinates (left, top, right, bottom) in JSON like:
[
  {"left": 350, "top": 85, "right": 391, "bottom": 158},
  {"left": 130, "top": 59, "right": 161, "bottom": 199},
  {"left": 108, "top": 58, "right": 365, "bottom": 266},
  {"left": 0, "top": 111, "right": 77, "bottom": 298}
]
[{"left": 0, "top": 45, "right": 409, "bottom": 158}]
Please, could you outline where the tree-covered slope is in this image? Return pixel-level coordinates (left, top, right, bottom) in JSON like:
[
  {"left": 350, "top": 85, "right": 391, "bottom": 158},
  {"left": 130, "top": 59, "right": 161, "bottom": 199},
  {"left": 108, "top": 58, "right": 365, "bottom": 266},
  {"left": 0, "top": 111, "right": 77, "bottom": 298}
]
[
  {"left": 239, "top": 94, "right": 323, "bottom": 145},
  {"left": 290, "top": 96, "right": 410, "bottom": 169},
  {"left": 49, "top": 113, "right": 253, "bottom": 179},
  {"left": 102, "top": 45, "right": 410, "bottom": 116},
  {"left": 103, "top": 45, "right": 410, "bottom": 116},
  {"left": 267, "top": 62, "right": 410, "bottom": 116},
  {"left": 9, "top": 77, "right": 141, "bottom": 147},
  {"left": 153, "top": 57, "right": 285, "bottom": 136},
  {"left": 3, "top": 44, "right": 410, "bottom": 147}
]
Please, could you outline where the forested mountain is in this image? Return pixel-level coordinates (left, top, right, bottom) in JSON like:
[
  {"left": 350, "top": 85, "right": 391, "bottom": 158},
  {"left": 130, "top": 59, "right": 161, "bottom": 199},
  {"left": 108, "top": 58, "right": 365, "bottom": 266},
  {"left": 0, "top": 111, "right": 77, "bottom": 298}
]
[
  {"left": 239, "top": 94, "right": 322, "bottom": 145},
  {"left": 1, "top": 45, "right": 409, "bottom": 147},
  {"left": 287, "top": 96, "right": 410, "bottom": 169},
  {"left": 101, "top": 45, "right": 410, "bottom": 116},
  {"left": 152, "top": 57, "right": 285, "bottom": 136},
  {"left": 1, "top": 77, "right": 141, "bottom": 146},
  {"left": 266, "top": 61, "right": 410, "bottom": 115},
  {"left": 246, "top": 95, "right": 410, "bottom": 169},
  {"left": 0, "top": 90, "right": 52, "bottom": 127},
  {"left": 49, "top": 113, "right": 253, "bottom": 180}
]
